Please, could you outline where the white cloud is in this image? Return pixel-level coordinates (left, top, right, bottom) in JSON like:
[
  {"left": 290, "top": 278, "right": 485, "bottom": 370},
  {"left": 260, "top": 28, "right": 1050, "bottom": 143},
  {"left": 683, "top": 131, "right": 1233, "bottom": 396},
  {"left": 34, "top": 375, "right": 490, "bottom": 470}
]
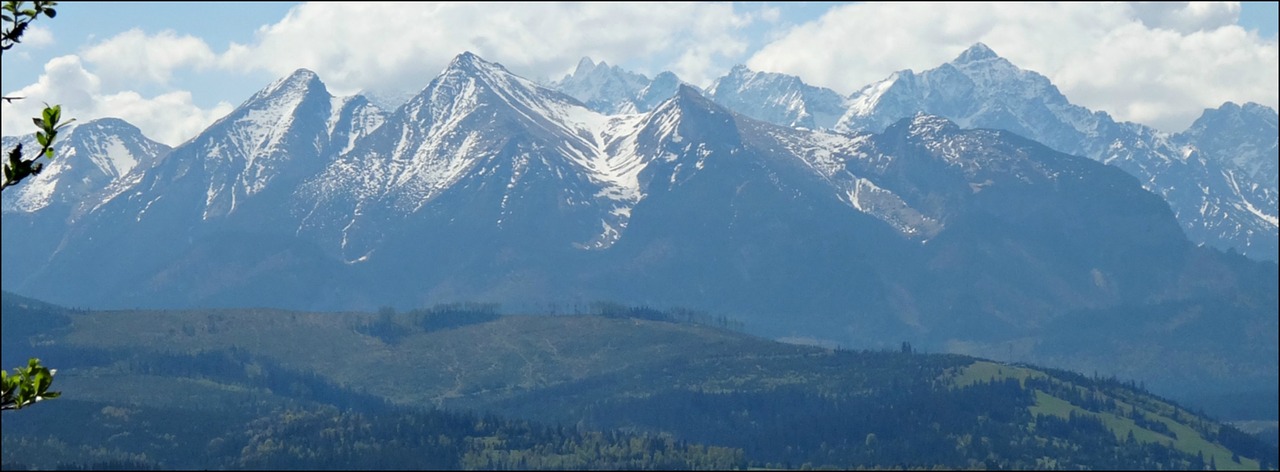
[
  {"left": 756, "top": 5, "right": 782, "bottom": 24},
  {"left": 7, "top": 2, "right": 1273, "bottom": 147},
  {"left": 746, "top": 2, "right": 1279, "bottom": 132},
  {"left": 221, "top": 2, "right": 756, "bottom": 96},
  {"left": 81, "top": 28, "right": 218, "bottom": 88},
  {"left": 19, "top": 24, "right": 55, "bottom": 49},
  {"left": 1, "top": 55, "right": 233, "bottom": 146},
  {"left": 1129, "top": 2, "right": 1239, "bottom": 33}
]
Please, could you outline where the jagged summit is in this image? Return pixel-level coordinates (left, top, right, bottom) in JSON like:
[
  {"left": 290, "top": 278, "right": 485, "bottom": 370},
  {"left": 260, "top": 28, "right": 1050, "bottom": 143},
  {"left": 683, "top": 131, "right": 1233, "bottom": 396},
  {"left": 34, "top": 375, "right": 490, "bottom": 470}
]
[
  {"left": 652, "top": 83, "right": 736, "bottom": 127},
  {"left": 452, "top": 50, "right": 482, "bottom": 64},
  {"left": 1240, "top": 101, "right": 1277, "bottom": 115},
  {"left": 286, "top": 67, "right": 321, "bottom": 80},
  {"left": 649, "top": 71, "right": 681, "bottom": 86},
  {"left": 567, "top": 57, "right": 625, "bottom": 78},
  {"left": 705, "top": 64, "right": 846, "bottom": 129},
  {"left": 439, "top": 51, "right": 534, "bottom": 87},
  {"left": 1201, "top": 101, "right": 1278, "bottom": 123},
  {"left": 1, "top": 116, "right": 171, "bottom": 215},
  {"left": 954, "top": 42, "right": 1000, "bottom": 63},
  {"left": 75, "top": 116, "right": 142, "bottom": 131},
  {"left": 673, "top": 83, "right": 705, "bottom": 102},
  {"left": 900, "top": 112, "right": 961, "bottom": 136},
  {"left": 251, "top": 68, "right": 325, "bottom": 101},
  {"left": 444, "top": 51, "right": 510, "bottom": 76},
  {"left": 709, "top": 64, "right": 780, "bottom": 92},
  {"left": 1186, "top": 101, "right": 1279, "bottom": 132},
  {"left": 420, "top": 50, "right": 575, "bottom": 119},
  {"left": 573, "top": 56, "right": 597, "bottom": 75},
  {"left": 551, "top": 55, "right": 653, "bottom": 114},
  {"left": 834, "top": 43, "right": 1278, "bottom": 261},
  {"left": 1175, "top": 101, "right": 1279, "bottom": 192}
]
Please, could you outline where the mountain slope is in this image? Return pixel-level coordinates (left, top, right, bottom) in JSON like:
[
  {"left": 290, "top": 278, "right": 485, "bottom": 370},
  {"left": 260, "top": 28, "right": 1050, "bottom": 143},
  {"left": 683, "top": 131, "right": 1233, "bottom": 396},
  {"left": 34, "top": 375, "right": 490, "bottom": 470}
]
[
  {"left": 1, "top": 118, "right": 171, "bottom": 293},
  {"left": 4, "top": 69, "right": 387, "bottom": 310},
  {"left": 295, "top": 53, "right": 638, "bottom": 264}
]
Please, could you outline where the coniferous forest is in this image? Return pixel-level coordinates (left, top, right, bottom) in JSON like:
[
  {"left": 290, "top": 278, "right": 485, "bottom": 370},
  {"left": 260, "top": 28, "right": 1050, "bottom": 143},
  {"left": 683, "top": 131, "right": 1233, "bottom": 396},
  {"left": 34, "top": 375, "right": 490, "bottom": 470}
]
[{"left": 2, "top": 293, "right": 1276, "bottom": 469}]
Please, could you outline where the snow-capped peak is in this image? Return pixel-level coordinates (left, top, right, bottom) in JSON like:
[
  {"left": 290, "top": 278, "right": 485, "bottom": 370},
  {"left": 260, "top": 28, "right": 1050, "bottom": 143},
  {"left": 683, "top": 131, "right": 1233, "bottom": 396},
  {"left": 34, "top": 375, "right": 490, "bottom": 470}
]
[
  {"left": 247, "top": 68, "right": 324, "bottom": 105},
  {"left": 705, "top": 64, "right": 846, "bottom": 129},
  {"left": 902, "top": 113, "right": 961, "bottom": 138},
  {"left": 119, "top": 65, "right": 341, "bottom": 221},
  {"left": 2, "top": 117, "right": 170, "bottom": 214},
  {"left": 572, "top": 56, "right": 597, "bottom": 76},
  {"left": 550, "top": 56, "right": 653, "bottom": 114},
  {"left": 649, "top": 84, "right": 732, "bottom": 130},
  {"left": 1174, "top": 101, "right": 1279, "bottom": 191},
  {"left": 438, "top": 51, "right": 550, "bottom": 98},
  {"left": 448, "top": 51, "right": 483, "bottom": 68},
  {"left": 954, "top": 42, "right": 999, "bottom": 64}
]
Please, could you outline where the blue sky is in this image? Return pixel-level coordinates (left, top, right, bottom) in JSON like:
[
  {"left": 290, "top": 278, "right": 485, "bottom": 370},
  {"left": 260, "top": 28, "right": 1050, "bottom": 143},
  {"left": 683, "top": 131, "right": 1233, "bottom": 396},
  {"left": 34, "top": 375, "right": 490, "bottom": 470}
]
[{"left": 3, "top": 2, "right": 1277, "bottom": 145}]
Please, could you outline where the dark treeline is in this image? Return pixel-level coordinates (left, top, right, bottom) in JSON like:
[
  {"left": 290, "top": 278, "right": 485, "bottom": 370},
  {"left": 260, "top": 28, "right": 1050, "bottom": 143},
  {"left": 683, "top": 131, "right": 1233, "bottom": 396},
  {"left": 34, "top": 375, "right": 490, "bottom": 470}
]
[
  {"left": 356, "top": 302, "right": 503, "bottom": 344},
  {"left": 580, "top": 302, "right": 744, "bottom": 332},
  {"left": 1, "top": 400, "right": 744, "bottom": 470},
  {"left": 577, "top": 379, "right": 1027, "bottom": 468},
  {"left": 572, "top": 377, "right": 1257, "bottom": 470},
  {"left": 230, "top": 406, "right": 743, "bottom": 470},
  {"left": 355, "top": 301, "right": 745, "bottom": 346},
  {"left": 125, "top": 348, "right": 395, "bottom": 413}
]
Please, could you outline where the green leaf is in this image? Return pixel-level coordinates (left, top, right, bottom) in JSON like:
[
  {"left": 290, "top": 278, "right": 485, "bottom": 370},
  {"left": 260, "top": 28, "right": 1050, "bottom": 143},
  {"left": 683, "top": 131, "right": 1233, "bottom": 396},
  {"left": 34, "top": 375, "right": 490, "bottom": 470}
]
[{"left": 36, "top": 131, "right": 48, "bottom": 147}]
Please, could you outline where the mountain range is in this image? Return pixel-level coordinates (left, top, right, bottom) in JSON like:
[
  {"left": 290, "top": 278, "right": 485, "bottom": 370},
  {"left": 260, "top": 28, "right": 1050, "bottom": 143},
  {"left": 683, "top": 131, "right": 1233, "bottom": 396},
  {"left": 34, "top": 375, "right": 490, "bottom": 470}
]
[
  {"left": 3, "top": 45, "right": 1276, "bottom": 400},
  {"left": 694, "top": 43, "right": 1278, "bottom": 262}
]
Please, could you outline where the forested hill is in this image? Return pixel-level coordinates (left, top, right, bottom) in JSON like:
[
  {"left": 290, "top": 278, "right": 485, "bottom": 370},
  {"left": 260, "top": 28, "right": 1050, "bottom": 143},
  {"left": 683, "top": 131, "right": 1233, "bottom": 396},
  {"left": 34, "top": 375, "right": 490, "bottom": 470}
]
[{"left": 2, "top": 292, "right": 1276, "bottom": 469}]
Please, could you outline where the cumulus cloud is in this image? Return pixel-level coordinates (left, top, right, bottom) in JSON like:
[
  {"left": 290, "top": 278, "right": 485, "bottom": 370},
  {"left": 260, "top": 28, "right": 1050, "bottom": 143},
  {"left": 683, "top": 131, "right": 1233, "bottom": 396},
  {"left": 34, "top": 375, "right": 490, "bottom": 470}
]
[
  {"left": 221, "top": 2, "right": 756, "bottom": 96},
  {"left": 1129, "top": 2, "right": 1239, "bottom": 33},
  {"left": 1, "top": 55, "right": 234, "bottom": 146},
  {"left": 746, "top": 2, "right": 1279, "bottom": 132},
  {"left": 18, "top": 24, "right": 55, "bottom": 49},
  {"left": 81, "top": 28, "right": 218, "bottom": 88},
  {"left": 5, "top": 2, "right": 1273, "bottom": 145}
]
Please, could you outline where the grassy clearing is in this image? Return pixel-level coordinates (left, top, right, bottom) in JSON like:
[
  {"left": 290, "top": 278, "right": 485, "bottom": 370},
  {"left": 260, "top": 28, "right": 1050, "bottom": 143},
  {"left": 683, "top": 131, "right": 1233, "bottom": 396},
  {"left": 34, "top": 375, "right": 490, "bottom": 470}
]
[
  {"left": 947, "top": 360, "right": 1046, "bottom": 388},
  {"left": 1030, "top": 390, "right": 1257, "bottom": 469}
]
